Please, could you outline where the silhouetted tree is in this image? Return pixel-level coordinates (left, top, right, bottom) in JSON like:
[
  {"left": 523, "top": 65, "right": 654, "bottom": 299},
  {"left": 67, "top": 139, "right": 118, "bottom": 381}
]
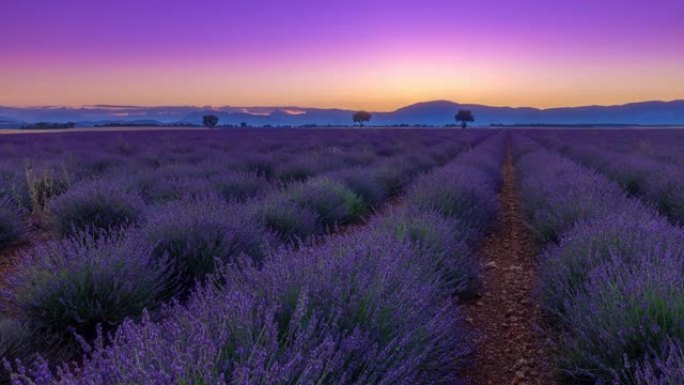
[
  {"left": 240, "top": 122, "right": 248, "bottom": 128},
  {"left": 202, "top": 114, "right": 219, "bottom": 128},
  {"left": 455, "top": 110, "right": 474, "bottom": 129},
  {"left": 352, "top": 111, "right": 372, "bottom": 127}
]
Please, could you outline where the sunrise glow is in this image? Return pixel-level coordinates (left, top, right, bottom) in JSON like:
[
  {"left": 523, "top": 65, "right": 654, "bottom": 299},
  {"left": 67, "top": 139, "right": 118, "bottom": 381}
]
[{"left": 2, "top": 0, "right": 683, "bottom": 110}]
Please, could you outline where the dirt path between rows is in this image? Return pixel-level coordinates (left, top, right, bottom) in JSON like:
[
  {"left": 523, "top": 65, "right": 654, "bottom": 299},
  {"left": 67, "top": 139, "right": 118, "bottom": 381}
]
[{"left": 463, "top": 141, "right": 555, "bottom": 385}]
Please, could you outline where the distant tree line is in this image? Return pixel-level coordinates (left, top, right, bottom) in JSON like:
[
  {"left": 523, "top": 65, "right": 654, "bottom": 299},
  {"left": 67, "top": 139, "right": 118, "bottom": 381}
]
[
  {"left": 351, "top": 109, "right": 475, "bottom": 128},
  {"left": 19, "top": 111, "right": 479, "bottom": 131},
  {"left": 21, "top": 122, "right": 76, "bottom": 130}
]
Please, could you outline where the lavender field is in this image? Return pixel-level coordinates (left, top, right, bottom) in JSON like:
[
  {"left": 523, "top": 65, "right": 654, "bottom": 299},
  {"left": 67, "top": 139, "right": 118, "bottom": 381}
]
[{"left": 0, "top": 128, "right": 683, "bottom": 385}]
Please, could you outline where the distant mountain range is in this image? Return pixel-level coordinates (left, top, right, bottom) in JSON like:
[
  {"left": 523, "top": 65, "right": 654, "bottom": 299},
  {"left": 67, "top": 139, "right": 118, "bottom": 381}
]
[{"left": 1, "top": 100, "right": 683, "bottom": 128}]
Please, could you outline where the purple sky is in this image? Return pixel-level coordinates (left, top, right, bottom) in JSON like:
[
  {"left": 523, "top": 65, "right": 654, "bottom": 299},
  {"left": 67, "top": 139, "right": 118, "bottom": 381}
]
[{"left": 2, "top": 0, "right": 683, "bottom": 110}]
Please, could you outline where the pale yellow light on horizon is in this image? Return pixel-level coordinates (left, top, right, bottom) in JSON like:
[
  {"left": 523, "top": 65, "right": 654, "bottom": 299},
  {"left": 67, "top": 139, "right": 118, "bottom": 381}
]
[{"left": 1, "top": 54, "right": 683, "bottom": 110}]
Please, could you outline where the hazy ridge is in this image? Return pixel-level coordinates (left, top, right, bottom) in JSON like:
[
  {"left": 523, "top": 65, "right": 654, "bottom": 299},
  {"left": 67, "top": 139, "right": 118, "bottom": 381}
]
[{"left": 1, "top": 100, "right": 683, "bottom": 128}]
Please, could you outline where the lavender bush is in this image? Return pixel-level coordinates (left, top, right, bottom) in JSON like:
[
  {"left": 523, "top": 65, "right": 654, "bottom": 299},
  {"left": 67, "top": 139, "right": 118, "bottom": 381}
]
[
  {"left": 0, "top": 198, "right": 22, "bottom": 250},
  {"left": 562, "top": 256, "right": 684, "bottom": 383},
  {"left": 533, "top": 132, "right": 684, "bottom": 226},
  {"left": 370, "top": 207, "right": 478, "bottom": 296},
  {"left": 245, "top": 232, "right": 470, "bottom": 384},
  {"left": 273, "top": 151, "right": 345, "bottom": 182},
  {"left": 370, "top": 161, "right": 410, "bottom": 197},
  {"left": 338, "top": 146, "right": 377, "bottom": 167},
  {"left": 514, "top": 134, "right": 684, "bottom": 384},
  {"left": 516, "top": 146, "right": 628, "bottom": 243},
  {"left": 143, "top": 196, "right": 275, "bottom": 294},
  {"left": 48, "top": 181, "right": 144, "bottom": 238},
  {"left": 3, "top": 231, "right": 169, "bottom": 360},
  {"left": 632, "top": 341, "right": 684, "bottom": 385},
  {"left": 211, "top": 170, "right": 273, "bottom": 202},
  {"left": 234, "top": 153, "right": 277, "bottom": 177},
  {"left": 124, "top": 168, "right": 213, "bottom": 204},
  {"left": 285, "top": 177, "right": 367, "bottom": 229},
  {"left": 75, "top": 154, "right": 125, "bottom": 177},
  {"left": 408, "top": 166, "right": 498, "bottom": 239},
  {"left": 324, "top": 166, "right": 390, "bottom": 208},
  {"left": 0, "top": 320, "right": 32, "bottom": 382},
  {"left": 2, "top": 129, "right": 499, "bottom": 385},
  {"left": 539, "top": 207, "right": 684, "bottom": 319},
  {"left": 7, "top": 232, "right": 470, "bottom": 385},
  {"left": 0, "top": 129, "right": 503, "bottom": 384},
  {"left": 252, "top": 196, "right": 323, "bottom": 242}
]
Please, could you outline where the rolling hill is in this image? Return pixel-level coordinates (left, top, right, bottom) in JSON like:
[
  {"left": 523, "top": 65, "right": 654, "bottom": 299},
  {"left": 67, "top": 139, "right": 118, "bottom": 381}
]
[{"left": 1, "top": 100, "right": 683, "bottom": 128}]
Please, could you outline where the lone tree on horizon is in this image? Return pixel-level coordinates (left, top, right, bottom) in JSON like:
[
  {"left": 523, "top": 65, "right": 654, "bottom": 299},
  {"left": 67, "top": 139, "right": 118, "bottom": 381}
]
[
  {"left": 353, "top": 111, "right": 372, "bottom": 127},
  {"left": 455, "top": 110, "right": 474, "bottom": 129},
  {"left": 202, "top": 114, "right": 219, "bottom": 128}
]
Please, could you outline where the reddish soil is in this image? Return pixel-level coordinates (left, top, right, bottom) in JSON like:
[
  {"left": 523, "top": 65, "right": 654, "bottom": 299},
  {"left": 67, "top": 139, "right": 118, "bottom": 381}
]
[{"left": 463, "top": 143, "right": 556, "bottom": 385}]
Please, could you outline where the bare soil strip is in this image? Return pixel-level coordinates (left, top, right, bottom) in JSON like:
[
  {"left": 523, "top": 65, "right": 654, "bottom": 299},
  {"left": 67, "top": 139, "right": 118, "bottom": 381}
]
[{"left": 463, "top": 142, "right": 555, "bottom": 385}]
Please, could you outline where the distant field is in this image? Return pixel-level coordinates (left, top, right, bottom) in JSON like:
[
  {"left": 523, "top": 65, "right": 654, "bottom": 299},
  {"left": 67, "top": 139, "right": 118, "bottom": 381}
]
[
  {"left": 2, "top": 125, "right": 683, "bottom": 136},
  {"left": 0, "top": 126, "right": 211, "bottom": 135},
  {"left": 1, "top": 128, "right": 683, "bottom": 384}
]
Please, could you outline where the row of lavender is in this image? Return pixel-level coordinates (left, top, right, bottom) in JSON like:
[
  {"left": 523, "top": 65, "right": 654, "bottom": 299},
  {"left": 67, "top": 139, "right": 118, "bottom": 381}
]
[
  {"left": 0, "top": 129, "right": 486, "bottom": 377},
  {"left": 6, "top": 133, "right": 506, "bottom": 384},
  {"left": 527, "top": 130, "right": 684, "bottom": 226},
  {"left": 0, "top": 129, "right": 474, "bottom": 250},
  {"left": 513, "top": 134, "right": 684, "bottom": 385},
  {"left": 531, "top": 129, "right": 684, "bottom": 169},
  {"left": 0, "top": 127, "right": 479, "bottom": 330}
]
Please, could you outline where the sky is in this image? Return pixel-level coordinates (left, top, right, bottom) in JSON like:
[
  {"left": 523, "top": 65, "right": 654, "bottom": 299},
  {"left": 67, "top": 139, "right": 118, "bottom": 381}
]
[{"left": 1, "top": 0, "right": 683, "bottom": 111}]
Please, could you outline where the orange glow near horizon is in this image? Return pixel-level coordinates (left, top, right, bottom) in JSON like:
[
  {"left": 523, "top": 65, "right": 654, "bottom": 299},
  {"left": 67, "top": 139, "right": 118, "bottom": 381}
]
[
  {"left": 2, "top": 0, "right": 683, "bottom": 110},
  {"left": 3, "top": 55, "right": 683, "bottom": 111}
]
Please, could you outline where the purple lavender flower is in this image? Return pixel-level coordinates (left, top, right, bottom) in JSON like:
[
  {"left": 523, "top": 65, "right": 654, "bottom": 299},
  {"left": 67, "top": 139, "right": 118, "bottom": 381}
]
[
  {"left": 4, "top": 231, "right": 170, "bottom": 361},
  {"left": 514, "top": 133, "right": 684, "bottom": 384},
  {"left": 251, "top": 195, "right": 323, "bottom": 242},
  {"left": 48, "top": 179, "right": 144, "bottom": 238},
  {"left": 284, "top": 177, "right": 367, "bottom": 229},
  {"left": 408, "top": 165, "right": 498, "bottom": 236},
  {"left": 369, "top": 207, "right": 479, "bottom": 297},
  {"left": 561, "top": 256, "right": 684, "bottom": 383},
  {"left": 143, "top": 196, "right": 275, "bottom": 295},
  {"left": 211, "top": 171, "right": 273, "bottom": 202},
  {"left": 539, "top": 207, "right": 684, "bottom": 318},
  {"left": 7, "top": 230, "right": 470, "bottom": 385},
  {"left": 632, "top": 341, "right": 684, "bottom": 385}
]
